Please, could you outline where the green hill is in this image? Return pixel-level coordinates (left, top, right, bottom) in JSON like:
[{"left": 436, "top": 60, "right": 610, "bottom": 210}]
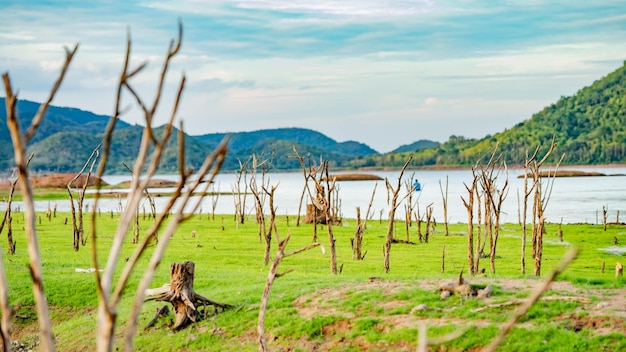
[
  {"left": 352, "top": 62, "right": 626, "bottom": 168},
  {"left": 0, "top": 101, "right": 380, "bottom": 173}
]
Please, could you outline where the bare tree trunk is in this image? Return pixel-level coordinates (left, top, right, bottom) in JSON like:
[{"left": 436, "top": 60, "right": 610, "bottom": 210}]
[
  {"left": 383, "top": 158, "right": 412, "bottom": 273},
  {"left": 424, "top": 204, "right": 433, "bottom": 244},
  {"left": 462, "top": 176, "right": 477, "bottom": 275},
  {"left": 146, "top": 262, "right": 233, "bottom": 331},
  {"left": 352, "top": 207, "right": 363, "bottom": 260}
]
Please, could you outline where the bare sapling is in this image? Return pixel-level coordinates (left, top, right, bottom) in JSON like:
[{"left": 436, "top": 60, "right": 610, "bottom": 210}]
[
  {"left": 232, "top": 156, "right": 251, "bottom": 226},
  {"left": 289, "top": 145, "right": 311, "bottom": 227},
  {"left": 383, "top": 157, "right": 412, "bottom": 273},
  {"left": 439, "top": 175, "right": 449, "bottom": 236},
  {"left": 0, "top": 160, "right": 33, "bottom": 255},
  {"left": 68, "top": 143, "right": 102, "bottom": 250}
]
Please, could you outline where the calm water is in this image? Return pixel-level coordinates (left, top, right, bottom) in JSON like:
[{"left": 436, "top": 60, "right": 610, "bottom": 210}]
[{"left": 4, "top": 167, "right": 626, "bottom": 224}]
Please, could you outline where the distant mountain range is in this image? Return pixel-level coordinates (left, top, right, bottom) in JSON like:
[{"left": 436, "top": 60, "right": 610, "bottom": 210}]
[
  {"left": 2, "top": 61, "right": 625, "bottom": 173},
  {"left": 0, "top": 98, "right": 431, "bottom": 173}
]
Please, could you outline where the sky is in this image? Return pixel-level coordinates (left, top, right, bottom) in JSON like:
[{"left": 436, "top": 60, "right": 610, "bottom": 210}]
[{"left": 2, "top": 1, "right": 626, "bottom": 153}]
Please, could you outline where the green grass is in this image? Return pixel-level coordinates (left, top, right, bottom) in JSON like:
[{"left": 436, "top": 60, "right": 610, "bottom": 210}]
[{"left": 2, "top": 211, "right": 625, "bottom": 351}]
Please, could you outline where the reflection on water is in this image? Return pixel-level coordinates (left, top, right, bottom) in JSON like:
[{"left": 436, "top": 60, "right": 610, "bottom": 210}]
[{"left": 3, "top": 167, "right": 625, "bottom": 224}]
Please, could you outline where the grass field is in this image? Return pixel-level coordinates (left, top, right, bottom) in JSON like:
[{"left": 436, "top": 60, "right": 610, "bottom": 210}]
[{"left": 3, "top": 210, "right": 626, "bottom": 351}]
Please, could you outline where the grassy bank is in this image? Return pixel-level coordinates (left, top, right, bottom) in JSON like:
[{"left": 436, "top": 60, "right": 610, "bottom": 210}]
[{"left": 3, "top": 211, "right": 626, "bottom": 351}]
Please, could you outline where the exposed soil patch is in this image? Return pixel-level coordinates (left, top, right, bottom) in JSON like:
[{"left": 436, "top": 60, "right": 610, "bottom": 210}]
[
  {"left": 0, "top": 173, "right": 107, "bottom": 189},
  {"left": 292, "top": 277, "right": 626, "bottom": 337},
  {"left": 116, "top": 179, "right": 178, "bottom": 188},
  {"left": 517, "top": 170, "right": 625, "bottom": 178},
  {"left": 324, "top": 173, "right": 383, "bottom": 181}
]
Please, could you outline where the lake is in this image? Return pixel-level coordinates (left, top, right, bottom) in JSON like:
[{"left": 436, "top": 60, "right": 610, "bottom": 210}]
[{"left": 4, "top": 166, "right": 626, "bottom": 224}]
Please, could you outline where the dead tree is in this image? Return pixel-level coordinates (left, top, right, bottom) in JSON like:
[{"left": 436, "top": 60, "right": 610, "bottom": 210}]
[
  {"left": 232, "top": 157, "right": 251, "bottom": 226},
  {"left": 520, "top": 147, "right": 538, "bottom": 275},
  {"left": 525, "top": 138, "right": 561, "bottom": 276},
  {"left": 483, "top": 166, "right": 509, "bottom": 274},
  {"left": 289, "top": 146, "right": 311, "bottom": 227},
  {"left": 383, "top": 157, "right": 412, "bottom": 273},
  {"left": 439, "top": 175, "right": 449, "bottom": 236},
  {"left": 2, "top": 41, "right": 78, "bottom": 351},
  {"left": 351, "top": 183, "right": 377, "bottom": 260},
  {"left": 309, "top": 161, "right": 339, "bottom": 274},
  {"left": 68, "top": 143, "right": 102, "bottom": 251},
  {"left": 249, "top": 153, "right": 276, "bottom": 265},
  {"left": 352, "top": 207, "right": 364, "bottom": 260},
  {"left": 403, "top": 174, "right": 420, "bottom": 242},
  {"left": 461, "top": 173, "right": 478, "bottom": 275},
  {"left": 258, "top": 231, "right": 320, "bottom": 352},
  {"left": 145, "top": 261, "right": 233, "bottom": 330},
  {"left": 0, "top": 160, "right": 33, "bottom": 256},
  {"left": 424, "top": 203, "right": 434, "bottom": 244}
]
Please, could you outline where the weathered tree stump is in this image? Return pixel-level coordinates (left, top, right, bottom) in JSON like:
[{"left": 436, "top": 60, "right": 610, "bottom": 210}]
[{"left": 145, "top": 261, "right": 233, "bottom": 330}]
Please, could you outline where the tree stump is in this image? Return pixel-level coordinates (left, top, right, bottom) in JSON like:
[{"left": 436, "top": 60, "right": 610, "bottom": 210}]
[{"left": 146, "top": 261, "right": 233, "bottom": 330}]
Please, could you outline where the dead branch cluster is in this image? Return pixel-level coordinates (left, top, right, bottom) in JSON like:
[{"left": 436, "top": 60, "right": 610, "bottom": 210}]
[
  {"left": 2, "top": 22, "right": 231, "bottom": 352},
  {"left": 461, "top": 145, "right": 509, "bottom": 276}
]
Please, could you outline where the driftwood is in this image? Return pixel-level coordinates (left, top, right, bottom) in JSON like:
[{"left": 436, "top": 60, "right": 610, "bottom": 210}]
[{"left": 145, "top": 261, "right": 233, "bottom": 330}]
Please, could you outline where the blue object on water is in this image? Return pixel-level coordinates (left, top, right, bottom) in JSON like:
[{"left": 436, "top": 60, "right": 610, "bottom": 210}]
[{"left": 412, "top": 179, "right": 421, "bottom": 191}]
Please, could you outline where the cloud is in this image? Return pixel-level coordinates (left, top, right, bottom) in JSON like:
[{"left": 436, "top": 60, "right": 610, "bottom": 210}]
[{"left": 2, "top": 0, "right": 626, "bottom": 152}]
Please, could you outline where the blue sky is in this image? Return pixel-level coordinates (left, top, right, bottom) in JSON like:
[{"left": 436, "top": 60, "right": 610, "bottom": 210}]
[{"left": 2, "top": 1, "right": 626, "bottom": 152}]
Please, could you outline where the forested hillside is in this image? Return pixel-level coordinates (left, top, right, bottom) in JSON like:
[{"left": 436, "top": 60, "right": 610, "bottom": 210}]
[
  {"left": 351, "top": 62, "right": 626, "bottom": 168},
  {"left": 0, "top": 100, "right": 380, "bottom": 173}
]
